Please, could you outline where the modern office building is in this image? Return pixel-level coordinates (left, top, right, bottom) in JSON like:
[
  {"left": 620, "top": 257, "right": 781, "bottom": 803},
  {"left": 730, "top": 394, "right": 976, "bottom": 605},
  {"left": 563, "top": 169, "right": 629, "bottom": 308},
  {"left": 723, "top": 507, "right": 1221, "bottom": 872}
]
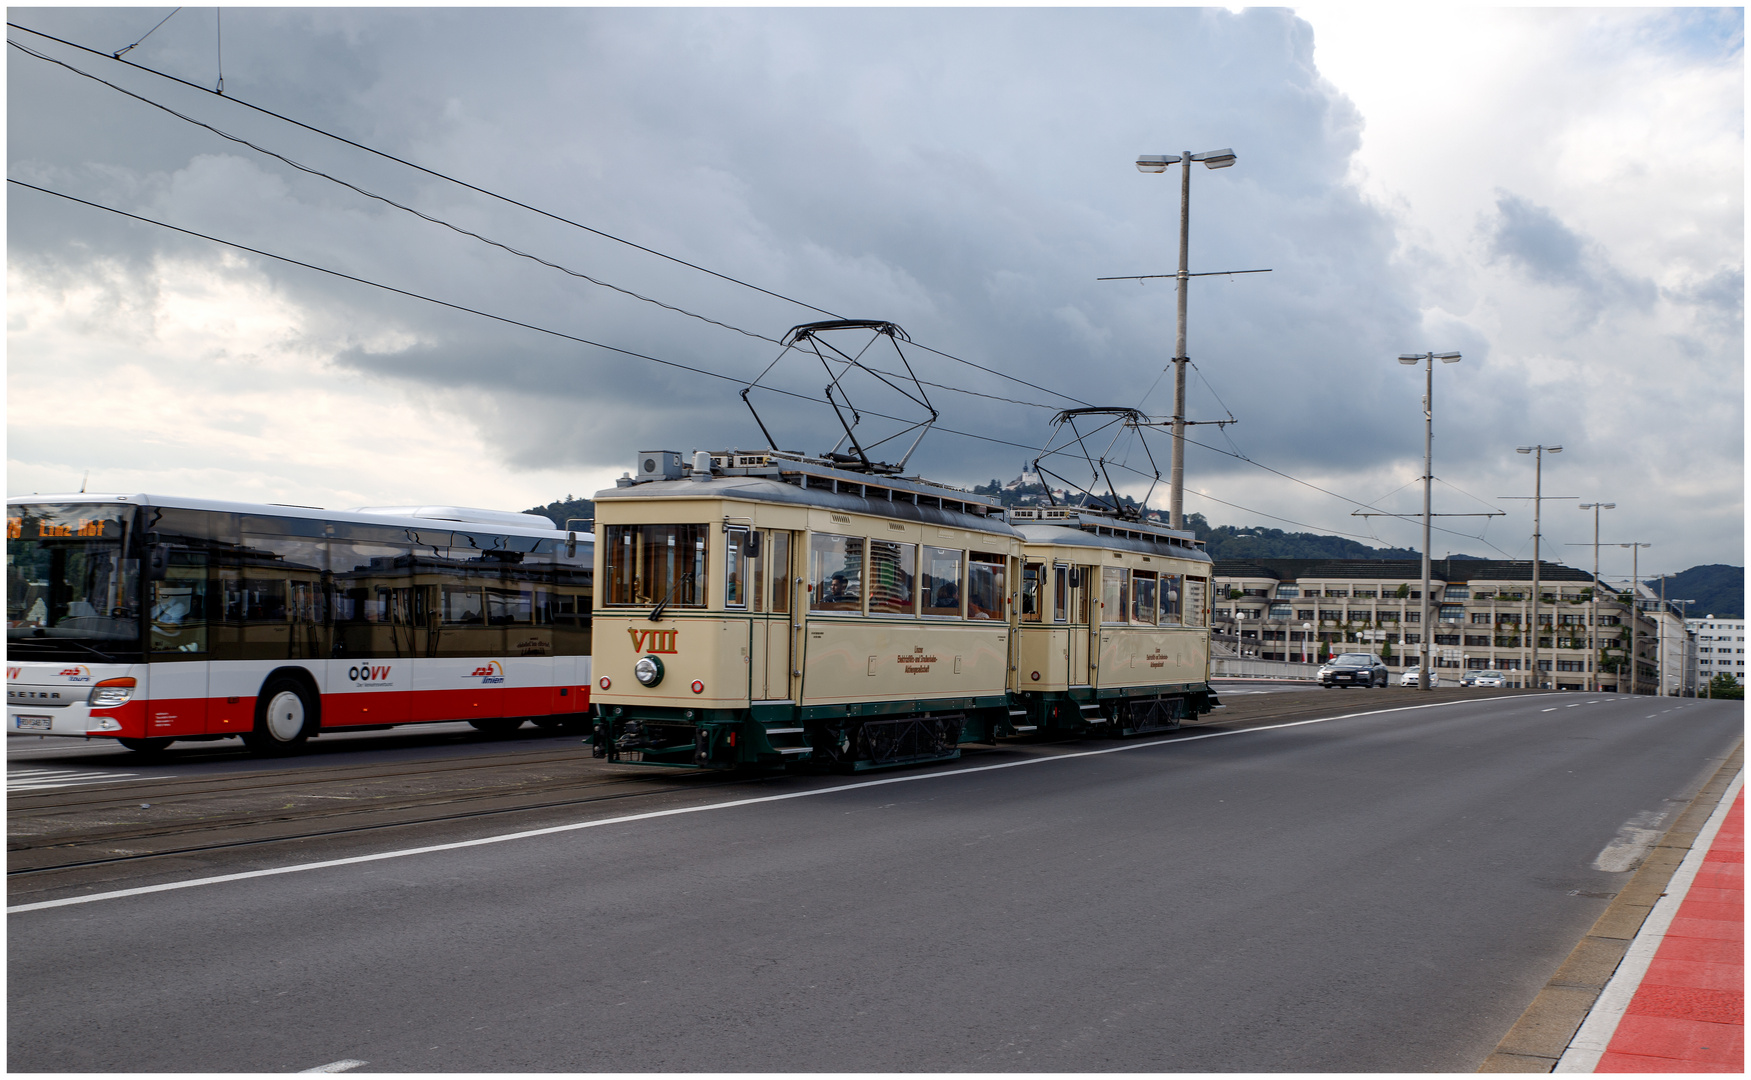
[
  {"left": 1212, "top": 558, "right": 1661, "bottom": 692},
  {"left": 1686, "top": 614, "right": 1745, "bottom": 687}
]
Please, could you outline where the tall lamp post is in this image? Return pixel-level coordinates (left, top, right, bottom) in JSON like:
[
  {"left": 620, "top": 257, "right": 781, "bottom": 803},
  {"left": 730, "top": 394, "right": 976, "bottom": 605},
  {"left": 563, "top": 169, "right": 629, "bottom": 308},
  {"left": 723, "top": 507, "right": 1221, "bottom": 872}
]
[
  {"left": 1135, "top": 148, "right": 1236, "bottom": 529},
  {"left": 1516, "top": 445, "right": 1562, "bottom": 688},
  {"left": 1670, "top": 598, "right": 1695, "bottom": 696},
  {"left": 1576, "top": 502, "right": 1615, "bottom": 692},
  {"left": 1616, "top": 542, "right": 1651, "bottom": 694},
  {"left": 1399, "top": 351, "right": 1461, "bottom": 689}
]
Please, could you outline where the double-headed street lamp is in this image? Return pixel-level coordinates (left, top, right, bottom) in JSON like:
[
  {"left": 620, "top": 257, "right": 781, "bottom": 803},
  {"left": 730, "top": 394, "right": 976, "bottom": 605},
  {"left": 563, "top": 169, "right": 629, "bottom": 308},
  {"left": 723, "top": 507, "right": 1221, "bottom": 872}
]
[
  {"left": 1398, "top": 351, "right": 1461, "bottom": 690},
  {"left": 1133, "top": 148, "right": 1237, "bottom": 529},
  {"left": 1576, "top": 502, "right": 1615, "bottom": 692},
  {"left": 1515, "top": 445, "right": 1562, "bottom": 688},
  {"left": 1615, "top": 542, "right": 1651, "bottom": 694}
]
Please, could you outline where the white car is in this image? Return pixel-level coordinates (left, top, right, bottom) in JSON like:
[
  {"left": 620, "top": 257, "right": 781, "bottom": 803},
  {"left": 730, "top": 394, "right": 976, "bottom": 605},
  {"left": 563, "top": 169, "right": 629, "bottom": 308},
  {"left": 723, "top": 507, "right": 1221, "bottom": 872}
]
[
  {"left": 1399, "top": 668, "right": 1440, "bottom": 687},
  {"left": 1474, "top": 672, "right": 1508, "bottom": 688}
]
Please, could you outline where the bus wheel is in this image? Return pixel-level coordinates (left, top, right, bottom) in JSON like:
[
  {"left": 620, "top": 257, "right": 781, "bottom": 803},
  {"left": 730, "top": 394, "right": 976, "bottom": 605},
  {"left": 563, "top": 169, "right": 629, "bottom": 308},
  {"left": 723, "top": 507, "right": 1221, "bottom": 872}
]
[
  {"left": 468, "top": 718, "right": 525, "bottom": 736},
  {"left": 117, "top": 737, "right": 175, "bottom": 755},
  {"left": 243, "top": 678, "right": 316, "bottom": 756}
]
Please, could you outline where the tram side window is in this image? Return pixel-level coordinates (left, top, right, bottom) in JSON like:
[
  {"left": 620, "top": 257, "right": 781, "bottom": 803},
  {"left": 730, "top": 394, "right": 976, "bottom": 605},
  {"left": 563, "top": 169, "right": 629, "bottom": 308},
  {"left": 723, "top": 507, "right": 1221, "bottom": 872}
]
[
  {"left": 1053, "top": 565, "right": 1069, "bottom": 622},
  {"left": 967, "top": 553, "right": 1005, "bottom": 620},
  {"left": 766, "top": 531, "right": 791, "bottom": 614},
  {"left": 602, "top": 524, "right": 708, "bottom": 607},
  {"left": 809, "top": 533, "right": 864, "bottom": 613},
  {"left": 921, "top": 545, "right": 963, "bottom": 617},
  {"left": 1132, "top": 570, "right": 1158, "bottom": 626},
  {"left": 725, "top": 528, "right": 750, "bottom": 609},
  {"left": 1175, "top": 575, "right": 1200, "bottom": 626},
  {"left": 1021, "top": 563, "right": 1044, "bottom": 622},
  {"left": 1101, "top": 566, "right": 1130, "bottom": 624},
  {"left": 868, "top": 540, "right": 916, "bottom": 615}
]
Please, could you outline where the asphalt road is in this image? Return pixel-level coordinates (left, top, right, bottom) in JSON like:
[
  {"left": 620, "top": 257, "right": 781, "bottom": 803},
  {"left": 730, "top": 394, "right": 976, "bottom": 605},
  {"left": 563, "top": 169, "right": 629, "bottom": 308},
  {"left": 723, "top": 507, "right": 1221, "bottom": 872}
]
[{"left": 9, "top": 693, "right": 1741, "bottom": 1072}]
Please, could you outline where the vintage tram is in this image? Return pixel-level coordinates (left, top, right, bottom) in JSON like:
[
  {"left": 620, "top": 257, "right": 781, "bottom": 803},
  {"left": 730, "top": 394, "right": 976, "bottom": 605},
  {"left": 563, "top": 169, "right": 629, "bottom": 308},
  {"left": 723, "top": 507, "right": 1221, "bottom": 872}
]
[{"left": 590, "top": 448, "right": 1216, "bottom": 771}]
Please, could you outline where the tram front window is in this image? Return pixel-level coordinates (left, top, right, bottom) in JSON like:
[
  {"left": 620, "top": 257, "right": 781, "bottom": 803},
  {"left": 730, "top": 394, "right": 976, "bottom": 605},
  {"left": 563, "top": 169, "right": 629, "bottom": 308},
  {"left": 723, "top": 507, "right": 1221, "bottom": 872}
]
[
  {"left": 6, "top": 503, "right": 142, "bottom": 658},
  {"left": 603, "top": 524, "right": 708, "bottom": 607}
]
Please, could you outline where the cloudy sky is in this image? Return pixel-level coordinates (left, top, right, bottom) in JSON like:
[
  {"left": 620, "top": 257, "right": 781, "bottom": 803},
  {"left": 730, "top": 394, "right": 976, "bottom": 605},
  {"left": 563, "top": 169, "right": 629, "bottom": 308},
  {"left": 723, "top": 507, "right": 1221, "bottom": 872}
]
[{"left": 7, "top": 7, "right": 1743, "bottom": 580}]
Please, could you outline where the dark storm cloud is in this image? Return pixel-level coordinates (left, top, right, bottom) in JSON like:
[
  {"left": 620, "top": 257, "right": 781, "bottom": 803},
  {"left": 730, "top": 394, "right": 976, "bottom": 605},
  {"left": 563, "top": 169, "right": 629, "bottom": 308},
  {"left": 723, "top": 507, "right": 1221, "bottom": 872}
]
[
  {"left": 0, "top": 8, "right": 1520, "bottom": 503},
  {"left": 1486, "top": 192, "right": 1657, "bottom": 321}
]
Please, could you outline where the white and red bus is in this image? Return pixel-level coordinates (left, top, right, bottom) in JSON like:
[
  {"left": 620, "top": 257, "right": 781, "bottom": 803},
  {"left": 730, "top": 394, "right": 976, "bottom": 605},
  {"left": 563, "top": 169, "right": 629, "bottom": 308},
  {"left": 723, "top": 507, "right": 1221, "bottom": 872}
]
[{"left": 6, "top": 494, "right": 593, "bottom": 754}]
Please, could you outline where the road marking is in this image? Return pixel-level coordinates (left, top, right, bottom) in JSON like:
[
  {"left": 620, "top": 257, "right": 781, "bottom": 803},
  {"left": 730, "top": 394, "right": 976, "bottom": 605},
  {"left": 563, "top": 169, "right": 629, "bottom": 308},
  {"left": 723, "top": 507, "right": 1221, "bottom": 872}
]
[
  {"left": 1565, "top": 703, "right": 1582, "bottom": 707},
  {"left": 300, "top": 1060, "right": 367, "bottom": 1073},
  {"left": 7, "top": 768, "right": 170, "bottom": 792},
  {"left": 1591, "top": 810, "right": 1669, "bottom": 872},
  {"left": 1555, "top": 768, "right": 1745, "bottom": 1072},
  {"left": 1542, "top": 708, "right": 1558, "bottom": 712},
  {"left": 3, "top": 695, "right": 1541, "bottom": 915}
]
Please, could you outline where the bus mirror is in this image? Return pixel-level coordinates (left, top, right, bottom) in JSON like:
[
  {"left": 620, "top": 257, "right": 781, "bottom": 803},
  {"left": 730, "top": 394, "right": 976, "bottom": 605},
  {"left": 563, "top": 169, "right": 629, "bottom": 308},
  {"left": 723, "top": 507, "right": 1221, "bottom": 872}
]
[
  {"left": 566, "top": 531, "right": 577, "bottom": 558},
  {"left": 148, "top": 544, "right": 174, "bottom": 581},
  {"left": 745, "top": 532, "right": 762, "bottom": 558},
  {"left": 1068, "top": 568, "right": 1082, "bottom": 589}
]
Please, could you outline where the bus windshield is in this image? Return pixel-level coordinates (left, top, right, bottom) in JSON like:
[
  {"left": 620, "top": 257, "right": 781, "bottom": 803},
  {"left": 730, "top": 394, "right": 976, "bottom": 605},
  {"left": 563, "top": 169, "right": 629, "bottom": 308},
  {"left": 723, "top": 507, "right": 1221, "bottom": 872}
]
[{"left": 6, "top": 503, "right": 142, "bottom": 658}]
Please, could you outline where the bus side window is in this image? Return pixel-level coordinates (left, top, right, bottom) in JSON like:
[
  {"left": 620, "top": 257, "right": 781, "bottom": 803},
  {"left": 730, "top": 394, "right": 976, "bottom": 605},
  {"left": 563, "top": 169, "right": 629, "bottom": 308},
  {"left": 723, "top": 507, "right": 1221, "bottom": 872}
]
[{"left": 149, "top": 549, "right": 209, "bottom": 654}]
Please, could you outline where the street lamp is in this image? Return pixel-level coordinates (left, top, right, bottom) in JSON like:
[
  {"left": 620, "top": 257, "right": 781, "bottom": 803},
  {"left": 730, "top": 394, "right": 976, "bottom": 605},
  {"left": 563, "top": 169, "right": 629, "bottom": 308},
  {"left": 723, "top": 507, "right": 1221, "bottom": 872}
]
[
  {"left": 1399, "top": 351, "right": 1462, "bottom": 690},
  {"left": 1615, "top": 542, "right": 1651, "bottom": 695},
  {"left": 1578, "top": 502, "right": 1615, "bottom": 692},
  {"left": 1302, "top": 621, "right": 1314, "bottom": 667},
  {"left": 1516, "top": 445, "right": 1562, "bottom": 688},
  {"left": 1135, "top": 148, "right": 1237, "bottom": 529},
  {"left": 1670, "top": 598, "right": 1695, "bottom": 696}
]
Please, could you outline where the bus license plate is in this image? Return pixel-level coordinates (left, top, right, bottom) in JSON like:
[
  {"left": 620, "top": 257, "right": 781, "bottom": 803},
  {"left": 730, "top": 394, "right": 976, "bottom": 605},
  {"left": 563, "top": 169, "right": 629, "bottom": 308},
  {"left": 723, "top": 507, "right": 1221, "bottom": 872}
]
[{"left": 13, "top": 715, "right": 52, "bottom": 731}]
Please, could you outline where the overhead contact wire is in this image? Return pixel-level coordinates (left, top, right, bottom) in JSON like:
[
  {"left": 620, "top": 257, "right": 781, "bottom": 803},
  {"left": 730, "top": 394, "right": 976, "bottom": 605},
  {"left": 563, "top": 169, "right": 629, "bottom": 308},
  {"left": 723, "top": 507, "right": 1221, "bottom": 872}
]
[
  {"left": 7, "top": 20, "right": 1093, "bottom": 409},
  {"left": 6, "top": 180, "right": 1043, "bottom": 457}
]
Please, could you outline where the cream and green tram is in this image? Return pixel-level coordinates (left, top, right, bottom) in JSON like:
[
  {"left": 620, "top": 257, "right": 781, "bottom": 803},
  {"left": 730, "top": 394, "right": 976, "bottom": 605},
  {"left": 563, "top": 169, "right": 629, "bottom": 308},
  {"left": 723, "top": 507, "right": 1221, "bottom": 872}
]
[
  {"left": 590, "top": 450, "right": 1022, "bottom": 771},
  {"left": 1008, "top": 508, "right": 1217, "bottom": 734}
]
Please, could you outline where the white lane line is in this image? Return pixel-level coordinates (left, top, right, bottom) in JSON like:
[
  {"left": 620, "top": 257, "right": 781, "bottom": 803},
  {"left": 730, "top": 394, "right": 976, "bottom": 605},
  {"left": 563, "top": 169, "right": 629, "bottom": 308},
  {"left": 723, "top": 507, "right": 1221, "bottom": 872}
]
[
  {"left": 4, "top": 695, "right": 1537, "bottom": 915},
  {"left": 8, "top": 771, "right": 169, "bottom": 792},
  {"left": 1542, "top": 708, "right": 1559, "bottom": 712},
  {"left": 1556, "top": 768, "right": 1745, "bottom": 1072},
  {"left": 1566, "top": 703, "right": 1582, "bottom": 708},
  {"left": 301, "top": 1060, "right": 367, "bottom": 1073}
]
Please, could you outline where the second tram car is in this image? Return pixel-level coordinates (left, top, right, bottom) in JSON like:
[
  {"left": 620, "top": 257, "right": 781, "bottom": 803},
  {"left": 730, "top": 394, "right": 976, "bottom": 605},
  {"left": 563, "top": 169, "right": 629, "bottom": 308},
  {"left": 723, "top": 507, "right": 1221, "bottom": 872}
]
[{"left": 591, "top": 449, "right": 1216, "bottom": 771}]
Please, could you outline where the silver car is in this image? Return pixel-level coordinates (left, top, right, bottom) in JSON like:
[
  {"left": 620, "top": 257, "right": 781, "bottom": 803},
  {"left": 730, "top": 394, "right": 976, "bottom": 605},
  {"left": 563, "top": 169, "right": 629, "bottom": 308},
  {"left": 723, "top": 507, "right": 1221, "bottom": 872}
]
[{"left": 1474, "top": 672, "right": 1508, "bottom": 688}]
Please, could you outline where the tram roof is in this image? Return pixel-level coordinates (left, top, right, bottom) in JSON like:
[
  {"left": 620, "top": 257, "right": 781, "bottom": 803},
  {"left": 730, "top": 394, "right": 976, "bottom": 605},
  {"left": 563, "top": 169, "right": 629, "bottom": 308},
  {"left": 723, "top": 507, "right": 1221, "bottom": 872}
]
[
  {"left": 597, "top": 465, "right": 1021, "bottom": 537},
  {"left": 1011, "top": 521, "right": 1212, "bottom": 564}
]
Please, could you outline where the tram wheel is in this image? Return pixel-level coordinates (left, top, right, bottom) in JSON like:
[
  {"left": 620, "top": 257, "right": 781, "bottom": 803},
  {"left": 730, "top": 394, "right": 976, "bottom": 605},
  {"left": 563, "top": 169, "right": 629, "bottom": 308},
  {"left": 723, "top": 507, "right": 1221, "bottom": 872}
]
[
  {"left": 243, "top": 677, "right": 317, "bottom": 756},
  {"left": 117, "top": 737, "right": 175, "bottom": 755},
  {"left": 468, "top": 718, "right": 526, "bottom": 736}
]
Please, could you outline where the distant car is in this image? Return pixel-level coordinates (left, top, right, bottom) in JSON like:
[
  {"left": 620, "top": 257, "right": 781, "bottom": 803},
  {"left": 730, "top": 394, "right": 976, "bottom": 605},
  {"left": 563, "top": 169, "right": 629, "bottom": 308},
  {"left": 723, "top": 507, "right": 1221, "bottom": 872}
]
[
  {"left": 1459, "top": 671, "right": 1479, "bottom": 687},
  {"left": 1319, "top": 653, "right": 1388, "bottom": 688},
  {"left": 1474, "top": 672, "right": 1508, "bottom": 688},
  {"left": 1399, "top": 667, "right": 1440, "bottom": 687}
]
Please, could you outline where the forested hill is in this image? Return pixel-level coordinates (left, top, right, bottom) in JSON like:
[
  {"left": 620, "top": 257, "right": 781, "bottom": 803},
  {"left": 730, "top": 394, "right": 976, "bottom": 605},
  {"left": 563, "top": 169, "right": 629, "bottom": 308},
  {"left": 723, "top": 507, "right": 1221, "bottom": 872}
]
[
  {"left": 524, "top": 495, "right": 595, "bottom": 530},
  {"left": 1647, "top": 564, "right": 1744, "bottom": 618}
]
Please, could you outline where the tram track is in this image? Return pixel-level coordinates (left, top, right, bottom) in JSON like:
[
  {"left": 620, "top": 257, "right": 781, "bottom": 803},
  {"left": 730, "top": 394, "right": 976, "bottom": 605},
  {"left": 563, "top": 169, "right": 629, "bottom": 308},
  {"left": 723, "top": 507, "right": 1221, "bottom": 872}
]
[{"left": 7, "top": 687, "right": 1521, "bottom": 884}]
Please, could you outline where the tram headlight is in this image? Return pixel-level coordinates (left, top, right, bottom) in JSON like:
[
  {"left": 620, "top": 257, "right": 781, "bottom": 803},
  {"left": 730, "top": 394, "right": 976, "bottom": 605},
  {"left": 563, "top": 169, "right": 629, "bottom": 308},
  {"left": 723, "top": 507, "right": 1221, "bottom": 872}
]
[{"left": 634, "top": 655, "right": 665, "bottom": 687}]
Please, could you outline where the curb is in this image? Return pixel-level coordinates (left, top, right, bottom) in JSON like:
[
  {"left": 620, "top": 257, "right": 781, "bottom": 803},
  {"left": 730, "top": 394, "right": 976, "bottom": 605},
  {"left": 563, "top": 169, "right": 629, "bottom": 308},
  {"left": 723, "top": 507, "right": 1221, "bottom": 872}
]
[{"left": 1477, "top": 737, "right": 1745, "bottom": 1072}]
